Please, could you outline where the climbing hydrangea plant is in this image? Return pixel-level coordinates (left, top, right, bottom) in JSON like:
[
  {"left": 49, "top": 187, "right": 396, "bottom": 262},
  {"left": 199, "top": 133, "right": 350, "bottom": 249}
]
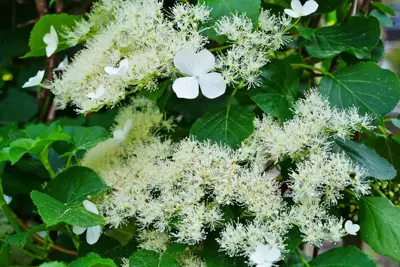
[{"left": 1, "top": 0, "right": 400, "bottom": 266}]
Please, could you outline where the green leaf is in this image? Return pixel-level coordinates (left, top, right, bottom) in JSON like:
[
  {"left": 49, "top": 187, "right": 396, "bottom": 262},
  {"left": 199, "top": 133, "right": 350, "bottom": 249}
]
[
  {"left": 370, "top": 10, "right": 394, "bottom": 28},
  {"left": 5, "top": 224, "right": 46, "bottom": 247},
  {"left": 8, "top": 138, "right": 35, "bottom": 164},
  {"left": 309, "top": 246, "right": 376, "bottom": 266},
  {"left": 315, "top": 0, "right": 347, "bottom": 13},
  {"left": 139, "top": 80, "right": 171, "bottom": 101},
  {"left": 105, "top": 222, "right": 137, "bottom": 245},
  {"left": 359, "top": 197, "right": 400, "bottom": 262},
  {"left": 69, "top": 252, "right": 117, "bottom": 267},
  {"left": 0, "top": 89, "right": 38, "bottom": 123},
  {"left": 371, "top": 1, "right": 396, "bottom": 16},
  {"left": 370, "top": 40, "right": 385, "bottom": 63},
  {"left": 46, "top": 166, "right": 109, "bottom": 205},
  {"left": 364, "top": 134, "right": 400, "bottom": 181},
  {"left": 22, "top": 14, "right": 80, "bottom": 58},
  {"left": 296, "top": 27, "right": 315, "bottom": 41},
  {"left": 283, "top": 227, "right": 303, "bottom": 262},
  {"left": 31, "top": 191, "right": 104, "bottom": 227},
  {"left": 49, "top": 0, "right": 56, "bottom": 8},
  {"left": 334, "top": 139, "right": 396, "bottom": 180},
  {"left": 39, "top": 262, "right": 68, "bottom": 267},
  {"left": 201, "top": 0, "right": 261, "bottom": 43},
  {"left": 304, "top": 17, "right": 380, "bottom": 59},
  {"left": 63, "top": 126, "right": 110, "bottom": 157},
  {"left": 8, "top": 122, "right": 71, "bottom": 164},
  {"left": 129, "top": 244, "right": 185, "bottom": 267},
  {"left": 319, "top": 62, "right": 400, "bottom": 121},
  {"left": 250, "top": 59, "right": 299, "bottom": 120},
  {"left": 0, "top": 244, "right": 9, "bottom": 267},
  {"left": 129, "top": 250, "right": 160, "bottom": 267},
  {"left": 190, "top": 106, "right": 255, "bottom": 148}
]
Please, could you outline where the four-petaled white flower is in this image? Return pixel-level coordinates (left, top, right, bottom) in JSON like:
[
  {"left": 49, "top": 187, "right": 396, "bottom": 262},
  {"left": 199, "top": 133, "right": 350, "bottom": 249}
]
[
  {"left": 344, "top": 220, "right": 360, "bottom": 236},
  {"left": 87, "top": 85, "right": 106, "bottom": 100},
  {"left": 22, "top": 70, "right": 45, "bottom": 88},
  {"left": 54, "top": 57, "right": 68, "bottom": 72},
  {"left": 284, "top": 0, "right": 318, "bottom": 18},
  {"left": 250, "top": 244, "right": 281, "bottom": 267},
  {"left": 173, "top": 49, "right": 226, "bottom": 99},
  {"left": 113, "top": 119, "right": 133, "bottom": 143},
  {"left": 72, "top": 200, "right": 101, "bottom": 245},
  {"left": 43, "top": 25, "right": 59, "bottom": 57},
  {"left": 105, "top": 59, "right": 130, "bottom": 77}
]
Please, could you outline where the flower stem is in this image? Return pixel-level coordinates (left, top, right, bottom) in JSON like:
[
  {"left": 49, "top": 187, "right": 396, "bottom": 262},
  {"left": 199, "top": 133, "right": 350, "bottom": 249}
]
[
  {"left": 209, "top": 44, "right": 233, "bottom": 52},
  {"left": 284, "top": 17, "right": 302, "bottom": 33},
  {"left": 344, "top": 188, "right": 356, "bottom": 197},
  {"left": 0, "top": 182, "right": 22, "bottom": 233},
  {"left": 39, "top": 146, "right": 56, "bottom": 179},
  {"left": 291, "top": 63, "right": 333, "bottom": 78},
  {"left": 295, "top": 248, "right": 310, "bottom": 267}
]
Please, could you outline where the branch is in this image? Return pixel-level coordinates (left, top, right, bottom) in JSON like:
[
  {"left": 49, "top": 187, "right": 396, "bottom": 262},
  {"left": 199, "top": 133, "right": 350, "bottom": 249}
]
[
  {"left": 351, "top": 0, "right": 358, "bottom": 16},
  {"left": 17, "top": 220, "right": 78, "bottom": 257}
]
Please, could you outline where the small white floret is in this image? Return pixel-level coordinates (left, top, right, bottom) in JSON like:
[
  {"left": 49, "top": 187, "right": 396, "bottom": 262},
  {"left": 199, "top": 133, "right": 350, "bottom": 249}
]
[
  {"left": 284, "top": 0, "right": 318, "bottom": 18},
  {"left": 87, "top": 84, "right": 106, "bottom": 100},
  {"left": 113, "top": 119, "right": 133, "bottom": 143},
  {"left": 173, "top": 49, "right": 226, "bottom": 99},
  {"left": 3, "top": 194, "right": 12, "bottom": 205},
  {"left": 54, "top": 57, "right": 68, "bottom": 72},
  {"left": 22, "top": 70, "right": 45, "bottom": 88},
  {"left": 344, "top": 220, "right": 360, "bottom": 236},
  {"left": 72, "top": 200, "right": 101, "bottom": 245},
  {"left": 43, "top": 25, "right": 59, "bottom": 57},
  {"left": 104, "top": 59, "right": 130, "bottom": 77},
  {"left": 250, "top": 244, "right": 281, "bottom": 267}
]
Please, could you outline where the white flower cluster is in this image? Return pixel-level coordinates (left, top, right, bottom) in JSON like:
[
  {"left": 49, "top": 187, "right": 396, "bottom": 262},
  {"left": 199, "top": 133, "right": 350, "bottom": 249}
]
[
  {"left": 137, "top": 230, "right": 170, "bottom": 253},
  {"left": 83, "top": 93, "right": 372, "bottom": 262},
  {"left": 241, "top": 90, "right": 374, "bottom": 164},
  {"left": 50, "top": 0, "right": 209, "bottom": 113},
  {"left": 61, "top": 0, "right": 123, "bottom": 46},
  {"left": 240, "top": 91, "right": 373, "bottom": 246},
  {"left": 214, "top": 10, "right": 292, "bottom": 87}
]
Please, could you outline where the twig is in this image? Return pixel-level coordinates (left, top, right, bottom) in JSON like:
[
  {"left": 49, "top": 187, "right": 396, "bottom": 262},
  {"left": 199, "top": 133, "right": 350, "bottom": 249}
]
[
  {"left": 328, "top": 56, "right": 340, "bottom": 73},
  {"left": 17, "top": 220, "right": 78, "bottom": 257},
  {"left": 17, "top": 19, "right": 38, "bottom": 28},
  {"left": 351, "top": 0, "right": 358, "bottom": 16}
]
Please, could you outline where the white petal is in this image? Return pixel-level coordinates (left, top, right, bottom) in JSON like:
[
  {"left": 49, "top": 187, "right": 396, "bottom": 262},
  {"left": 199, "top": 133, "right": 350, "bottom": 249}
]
[
  {"left": 173, "top": 49, "right": 198, "bottom": 76},
  {"left": 3, "top": 194, "right": 12, "bottom": 205},
  {"left": 264, "top": 246, "right": 281, "bottom": 262},
  {"left": 86, "top": 225, "right": 101, "bottom": 245},
  {"left": 22, "top": 70, "right": 45, "bottom": 88},
  {"left": 345, "top": 220, "right": 359, "bottom": 235},
  {"left": 123, "top": 119, "right": 133, "bottom": 135},
  {"left": 113, "top": 129, "right": 126, "bottom": 143},
  {"left": 72, "top": 225, "right": 86, "bottom": 235},
  {"left": 43, "top": 26, "right": 58, "bottom": 57},
  {"left": 37, "top": 231, "right": 47, "bottom": 239},
  {"left": 54, "top": 56, "right": 68, "bottom": 71},
  {"left": 194, "top": 49, "right": 215, "bottom": 75},
  {"left": 87, "top": 85, "right": 106, "bottom": 100},
  {"left": 104, "top": 59, "right": 130, "bottom": 77},
  {"left": 198, "top": 72, "right": 226, "bottom": 99},
  {"left": 301, "top": 0, "right": 319, "bottom": 16},
  {"left": 284, "top": 9, "right": 300, "bottom": 18},
  {"left": 172, "top": 77, "right": 199, "bottom": 99},
  {"left": 291, "top": 0, "right": 303, "bottom": 13},
  {"left": 83, "top": 200, "right": 99, "bottom": 215},
  {"left": 250, "top": 251, "right": 266, "bottom": 265}
]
